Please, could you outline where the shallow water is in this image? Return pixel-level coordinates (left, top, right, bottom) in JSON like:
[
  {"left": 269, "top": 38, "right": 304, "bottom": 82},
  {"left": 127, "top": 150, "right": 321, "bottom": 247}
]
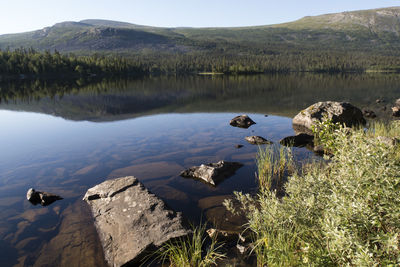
[{"left": 0, "top": 74, "right": 399, "bottom": 266}]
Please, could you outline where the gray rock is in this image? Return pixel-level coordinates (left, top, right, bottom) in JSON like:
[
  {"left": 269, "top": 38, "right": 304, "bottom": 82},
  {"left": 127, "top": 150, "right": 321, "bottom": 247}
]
[
  {"left": 180, "top": 160, "right": 243, "bottom": 186},
  {"left": 229, "top": 114, "right": 256, "bottom": 128},
  {"left": 292, "top": 101, "right": 365, "bottom": 133},
  {"left": 83, "top": 176, "right": 190, "bottom": 267},
  {"left": 392, "top": 106, "right": 400, "bottom": 117},
  {"left": 26, "top": 188, "right": 62, "bottom": 206},
  {"left": 279, "top": 133, "right": 314, "bottom": 147},
  {"left": 245, "top": 136, "right": 272, "bottom": 145}
]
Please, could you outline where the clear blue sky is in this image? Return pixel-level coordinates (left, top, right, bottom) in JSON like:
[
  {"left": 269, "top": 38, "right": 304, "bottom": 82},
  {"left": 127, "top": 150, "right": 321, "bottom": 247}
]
[{"left": 1, "top": 0, "right": 399, "bottom": 34}]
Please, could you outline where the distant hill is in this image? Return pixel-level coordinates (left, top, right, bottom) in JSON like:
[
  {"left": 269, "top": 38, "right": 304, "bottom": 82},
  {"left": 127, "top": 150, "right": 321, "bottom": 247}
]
[{"left": 1, "top": 7, "right": 400, "bottom": 54}]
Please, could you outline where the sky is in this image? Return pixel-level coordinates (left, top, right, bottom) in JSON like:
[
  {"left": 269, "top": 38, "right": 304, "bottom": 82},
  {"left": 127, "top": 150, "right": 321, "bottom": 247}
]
[{"left": 0, "top": 0, "right": 399, "bottom": 34}]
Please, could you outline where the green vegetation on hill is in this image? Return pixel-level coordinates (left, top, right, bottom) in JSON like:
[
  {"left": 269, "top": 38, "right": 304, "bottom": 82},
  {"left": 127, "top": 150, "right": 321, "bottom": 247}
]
[{"left": 0, "top": 48, "right": 144, "bottom": 77}]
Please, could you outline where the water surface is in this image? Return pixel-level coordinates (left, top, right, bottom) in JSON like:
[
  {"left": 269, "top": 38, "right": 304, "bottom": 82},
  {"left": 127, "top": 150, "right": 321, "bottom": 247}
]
[{"left": 0, "top": 74, "right": 399, "bottom": 266}]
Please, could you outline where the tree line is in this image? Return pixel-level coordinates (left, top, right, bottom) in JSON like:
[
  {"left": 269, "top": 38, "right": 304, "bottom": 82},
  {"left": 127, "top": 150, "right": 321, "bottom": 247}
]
[{"left": 1, "top": 48, "right": 400, "bottom": 78}]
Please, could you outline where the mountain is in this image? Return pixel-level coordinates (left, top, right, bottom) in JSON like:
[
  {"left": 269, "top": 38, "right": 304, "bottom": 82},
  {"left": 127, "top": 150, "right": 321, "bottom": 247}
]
[{"left": 1, "top": 7, "right": 400, "bottom": 54}]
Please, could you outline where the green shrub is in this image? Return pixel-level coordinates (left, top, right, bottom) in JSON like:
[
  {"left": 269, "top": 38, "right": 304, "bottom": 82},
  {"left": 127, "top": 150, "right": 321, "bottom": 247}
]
[{"left": 231, "top": 120, "right": 400, "bottom": 266}]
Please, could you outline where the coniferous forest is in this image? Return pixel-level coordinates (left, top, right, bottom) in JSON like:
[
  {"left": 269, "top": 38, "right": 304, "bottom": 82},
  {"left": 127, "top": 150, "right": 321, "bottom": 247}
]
[{"left": 2, "top": 48, "right": 400, "bottom": 79}]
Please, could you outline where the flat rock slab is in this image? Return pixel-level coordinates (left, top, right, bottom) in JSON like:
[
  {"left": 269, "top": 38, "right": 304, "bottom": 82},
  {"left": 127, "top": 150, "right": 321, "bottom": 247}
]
[
  {"left": 83, "top": 176, "right": 190, "bottom": 267},
  {"left": 180, "top": 160, "right": 243, "bottom": 186},
  {"left": 279, "top": 133, "right": 314, "bottom": 147}
]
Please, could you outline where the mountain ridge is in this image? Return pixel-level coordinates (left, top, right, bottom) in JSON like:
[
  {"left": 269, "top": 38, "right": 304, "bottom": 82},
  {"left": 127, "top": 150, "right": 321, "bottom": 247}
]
[{"left": 1, "top": 6, "right": 400, "bottom": 54}]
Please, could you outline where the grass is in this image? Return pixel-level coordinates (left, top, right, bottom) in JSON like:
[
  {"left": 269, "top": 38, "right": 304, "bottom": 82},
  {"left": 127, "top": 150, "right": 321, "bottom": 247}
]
[
  {"left": 228, "top": 119, "right": 400, "bottom": 266},
  {"left": 150, "top": 222, "right": 226, "bottom": 267}
]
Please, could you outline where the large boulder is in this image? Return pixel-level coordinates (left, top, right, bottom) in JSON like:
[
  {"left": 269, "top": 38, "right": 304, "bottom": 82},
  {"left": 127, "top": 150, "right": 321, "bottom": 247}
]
[
  {"left": 83, "top": 176, "right": 190, "bottom": 267},
  {"left": 229, "top": 115, "right": 256, "bottom": 128},
  {"left": 293, "top": 101, "right": 365, "bottom": 133},
  {"left": 180, "top": 160, "right": 243, "bottom": 186}
]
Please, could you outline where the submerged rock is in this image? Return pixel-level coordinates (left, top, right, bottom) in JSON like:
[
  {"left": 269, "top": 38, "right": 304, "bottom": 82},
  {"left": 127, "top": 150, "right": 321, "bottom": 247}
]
[
  {"left": 235, "top": 144, "right": 243, "bottom": 149},
  {"left": 279, "top": 133, "right": 314, "bottom": 147},
  {"left": 83, "top": 176, "right": 190, "bottom": 267},
  {"left": 180, "top": 160, "right": 243, "bottom": 186},
  {"left": 229, "top": 115, "right": 256, "bottom": 128},
  {"left": 362, "top": 108, "right": 377, "bottom": 118},
  {"left": 244, "top": 136, "right": 272, "bottom": 145},
  {"left": 26, "top": 188, "right": 62, "bottom": 206},
  {"left": 292, "top": 101, "right": 365, "bottom": 134}
]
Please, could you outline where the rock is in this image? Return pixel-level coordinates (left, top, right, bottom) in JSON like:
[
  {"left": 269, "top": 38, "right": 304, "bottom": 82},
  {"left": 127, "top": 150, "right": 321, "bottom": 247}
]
[
  {"left": 235, "top": 144, "right": 243, "bottom": 149},
  {"left": 206, "top": 228, "right": 238, "bottom": 242},
  {"left": 229, "top": 114, "right": 256, "bottom": 128},
  {"left": 180, "top": 160, "right": 243, "bottom": 186},
  {"left": 313, "top": 145, "right": 325, "bottom": 155},
  {"left": 83, "top": 176, "right": 190, "bottom": 267},
  {"left": 362, "top": 108, "right": 377, "bottom": 118},
  {"left": 26, "top": 188, "right": 62, "bottom": 206},
  {"left": 245, "top": 136, "right": 272, "bottom": 145},
  {"left": 292, "top": 101, "right": 365, "bottom": 133},
  {"left": 392, "top": 106, "right": 400, "bottom": 117},
  {"left": 377, "top": 136, "right": 399, "bottom": 147},
  {"left": 279, "top": 133, "right": 314, "bottom": 147}
]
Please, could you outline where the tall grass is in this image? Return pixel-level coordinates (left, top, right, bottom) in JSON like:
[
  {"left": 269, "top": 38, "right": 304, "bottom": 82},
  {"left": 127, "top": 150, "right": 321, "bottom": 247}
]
[
  {"left": 256, "top": 145, "right": 296, "bottom": 192},
  {"left": 152, "top": 222, "right": 226, "bottom": 267},
  {"left": 231, "top": 120, "right": 400, "bottom": 266}
]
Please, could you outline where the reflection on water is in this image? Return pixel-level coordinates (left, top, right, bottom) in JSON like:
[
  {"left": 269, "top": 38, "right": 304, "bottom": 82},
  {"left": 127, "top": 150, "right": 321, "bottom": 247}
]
[{"left": 0, "top": 74, "right": 399, "bottom": 266}]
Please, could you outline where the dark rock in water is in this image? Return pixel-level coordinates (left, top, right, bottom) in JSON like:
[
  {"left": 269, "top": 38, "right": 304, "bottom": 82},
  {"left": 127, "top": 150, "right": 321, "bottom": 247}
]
[
  {"left": 264, "top": 114, "right": 268, "bottom": 117},
  {"left": 292, "top": 101, "right": 365, "bottom": 134},
  {"left": 83, "top": 176, "right": 190, "bottom": 267},
  {"left": 235, "top": 144, "right": 243, "bottom": 149},
  {"left": 279, "top": 133, "right": 314, "bottom": 147},
  {"left": 362, "top": 108, "right": 377, "bottom": 118},
  {"left": 180, "top": 160, "right": 243, "bottom": 186},
  {"left": 245, "top": 136, "right": 272, "bottom": 145},
  {"left": 229, "top": 114, "right": 256, "bottom": 128},
  {"left": 26, "top": 188, "right": 62, "bottom": 206},
  {"left": 392, "top": 106, "right": 400, "bottom": 117}
]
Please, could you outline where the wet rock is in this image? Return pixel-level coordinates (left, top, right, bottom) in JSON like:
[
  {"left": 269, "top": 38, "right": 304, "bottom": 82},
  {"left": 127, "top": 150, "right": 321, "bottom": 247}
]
[
  {"left": 293, "top": 101, "right": 365, "bottom": 133},
  {"left": 229, "top": 114, "right": 256, "bottom": 128},
  {"left": 180, "top": 160, "right": 243, "bottom": 186},
  {"left": 279, "top": 133, "right": 314, "bottom": 147},
  {"left": 83, "top": 176, "right": 190, "bottom": 267},
  {"left": 245, "top": 136, "right": 272, "bottom": 145},
  {"left": 362, "top": 108, "right": 377, "bottom": 118},
  {"left": 392, "top": 106, "right": 400, "bottom": 117},
  {"left": 235, "top": 144, "right": 243, "bottom": 149},
  {"left": 26, "top": 188, "right": 62, "bottom": 206}
]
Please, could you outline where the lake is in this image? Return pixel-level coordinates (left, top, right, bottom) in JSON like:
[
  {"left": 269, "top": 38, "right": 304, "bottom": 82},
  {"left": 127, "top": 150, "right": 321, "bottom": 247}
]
[{"left": 0, "top": 73, "right": 399, "bottom": 266}]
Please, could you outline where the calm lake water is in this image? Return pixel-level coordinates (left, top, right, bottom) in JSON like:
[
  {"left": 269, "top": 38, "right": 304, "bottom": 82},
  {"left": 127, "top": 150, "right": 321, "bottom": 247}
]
[{"left": 0, "top": 74, "right": 399, "bottom": 266}]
